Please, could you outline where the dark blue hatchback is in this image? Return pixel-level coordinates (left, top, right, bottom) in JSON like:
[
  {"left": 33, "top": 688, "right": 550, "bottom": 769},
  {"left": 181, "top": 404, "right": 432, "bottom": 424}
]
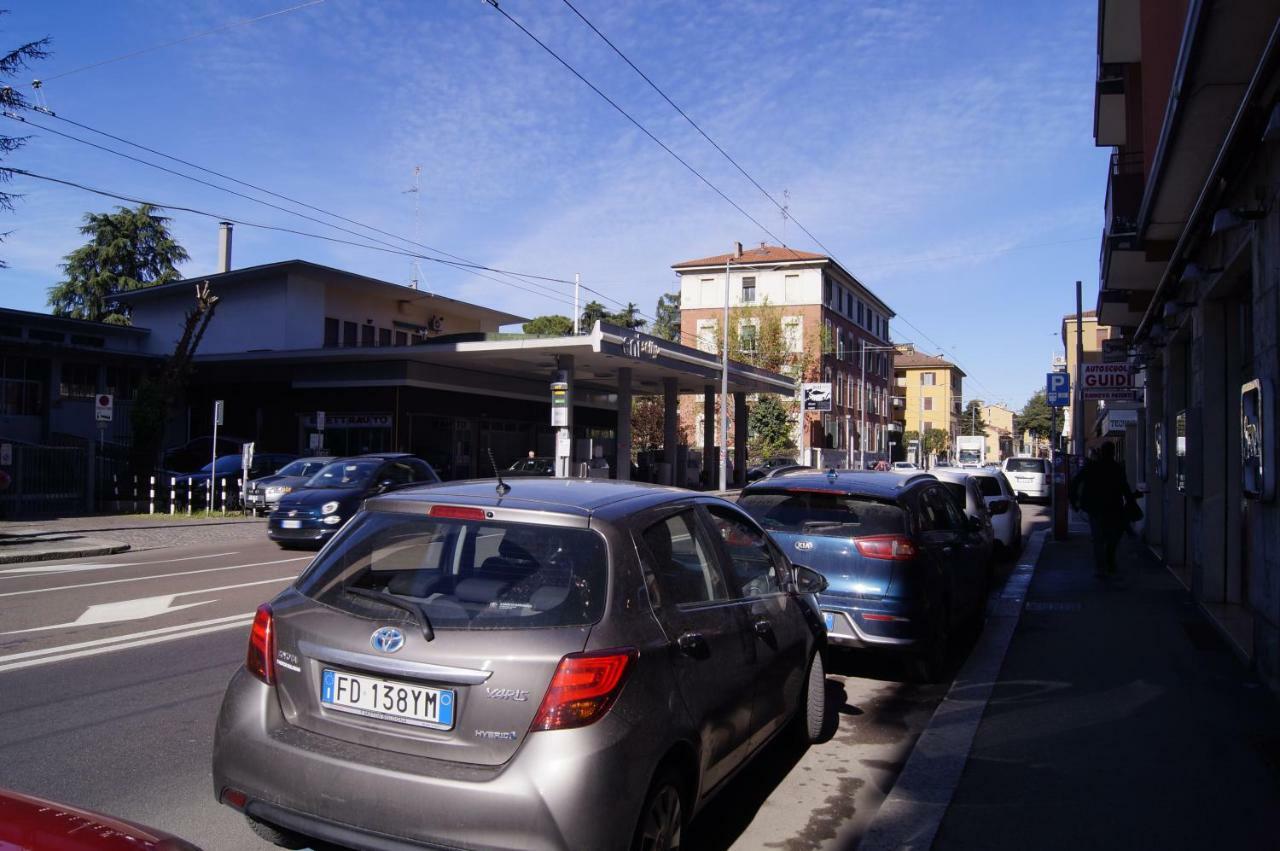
[{"left": 738, "top": 470, "right": 989, "bottom": 680}]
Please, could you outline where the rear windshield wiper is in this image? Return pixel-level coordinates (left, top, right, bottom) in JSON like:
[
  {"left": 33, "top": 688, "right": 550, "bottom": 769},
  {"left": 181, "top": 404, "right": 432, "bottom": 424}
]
[
  {"left": 801, "top": 520, "right": 852, "bottom": 531},
  {"left": 342, "top": 586, "right": 435, "bottom": 642}
]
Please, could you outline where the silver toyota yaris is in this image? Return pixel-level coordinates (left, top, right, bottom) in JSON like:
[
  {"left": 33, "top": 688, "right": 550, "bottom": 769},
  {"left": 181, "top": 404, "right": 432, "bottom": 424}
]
[{"left": 212, "top": 478, "right": 828, "bottom": 851}]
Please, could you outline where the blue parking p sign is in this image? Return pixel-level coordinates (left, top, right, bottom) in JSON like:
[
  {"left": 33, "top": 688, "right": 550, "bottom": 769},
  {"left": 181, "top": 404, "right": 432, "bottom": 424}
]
[{"left": 1047, "top": 372, "right": 1070, "bottom": 406}]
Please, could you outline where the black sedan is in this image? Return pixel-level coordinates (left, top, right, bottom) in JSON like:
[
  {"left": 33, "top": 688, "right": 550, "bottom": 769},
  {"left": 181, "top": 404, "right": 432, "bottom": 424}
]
[{"left": 268, "top": 454, "right": 439, "bottom": 548}]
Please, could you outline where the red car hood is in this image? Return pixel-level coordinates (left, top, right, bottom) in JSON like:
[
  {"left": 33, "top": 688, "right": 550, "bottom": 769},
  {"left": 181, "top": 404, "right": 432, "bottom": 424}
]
[{"left": 0, "top": 788, "right": 201, "bottom": 851}]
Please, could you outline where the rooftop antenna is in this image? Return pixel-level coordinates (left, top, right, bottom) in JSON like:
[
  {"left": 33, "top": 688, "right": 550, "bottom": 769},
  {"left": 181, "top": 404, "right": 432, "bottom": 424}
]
[
  {"left": 402, "top": 165, "right": 424, "bottom": 291},
  {"left": 488, "top": 448, "right": 510, "bottom": 497}
]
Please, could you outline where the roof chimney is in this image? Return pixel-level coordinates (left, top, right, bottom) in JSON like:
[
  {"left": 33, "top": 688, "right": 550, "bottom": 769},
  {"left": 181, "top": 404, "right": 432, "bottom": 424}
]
[
  {"left": 734, "top": 241, "right": 743, "bottom": 258},
  {"left": 217, "top": 222, "right": 233, "bottom": 273}
]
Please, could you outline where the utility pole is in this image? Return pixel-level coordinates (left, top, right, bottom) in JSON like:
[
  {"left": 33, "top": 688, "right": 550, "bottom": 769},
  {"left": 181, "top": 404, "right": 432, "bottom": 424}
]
[
  {"left": 573, "top": 273, "right": 581, "bottom": 334},
  {"left": 1074, "top": 279, "right": 1085, "bottom": 458},
  {"left": 720, "top": 243, "right": 740, "bottom": 490},
  {"left": 404, "top": 165, "right": 423, "bottom": 291}
]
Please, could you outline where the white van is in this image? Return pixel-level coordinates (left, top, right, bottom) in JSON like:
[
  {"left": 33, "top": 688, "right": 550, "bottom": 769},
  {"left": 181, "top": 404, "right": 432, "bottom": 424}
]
[{"left": 1003, "top": 456, "right": 1050, "bottom": 501}]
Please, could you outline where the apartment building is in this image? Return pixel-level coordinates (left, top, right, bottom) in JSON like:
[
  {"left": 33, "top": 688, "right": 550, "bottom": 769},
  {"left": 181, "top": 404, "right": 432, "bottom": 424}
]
[
  {"left": 1092, "top": 0, "right": 1280, "bottom": 693},
  {"left": 674, "top": 244, "right": 895, "bottom": 467},
  {"left": 1060, "top": 310, "right": 1117, "bottom": 454},
  {"left": 982, "top": 402, "right": 1017, "bottom": 461},
  {"left": 893, "top": 345, "right": 965, "bottom": 462}
]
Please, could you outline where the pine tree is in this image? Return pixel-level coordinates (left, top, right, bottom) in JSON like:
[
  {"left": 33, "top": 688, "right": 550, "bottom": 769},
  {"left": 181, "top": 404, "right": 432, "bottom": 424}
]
[{"left": 47, "top": 204, "right": 189, "bottom": 325}]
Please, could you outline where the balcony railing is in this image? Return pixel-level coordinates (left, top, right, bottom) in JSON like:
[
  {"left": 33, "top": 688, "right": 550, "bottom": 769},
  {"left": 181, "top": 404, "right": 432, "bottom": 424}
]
[{"left": 1105, "top": 150, "right": 1143, "bottom": 238}]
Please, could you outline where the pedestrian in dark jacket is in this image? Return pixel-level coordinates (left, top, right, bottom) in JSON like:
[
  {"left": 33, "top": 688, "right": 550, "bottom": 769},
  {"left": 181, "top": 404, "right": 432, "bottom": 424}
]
[{"left": 1070, "top": 442, "right": 1134, "bottom": 577}]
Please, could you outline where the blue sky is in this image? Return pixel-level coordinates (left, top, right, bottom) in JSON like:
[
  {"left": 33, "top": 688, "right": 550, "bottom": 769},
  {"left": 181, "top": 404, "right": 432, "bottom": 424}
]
[{"left": 3, "top": 0, "right": 1107, "bottom": 408}]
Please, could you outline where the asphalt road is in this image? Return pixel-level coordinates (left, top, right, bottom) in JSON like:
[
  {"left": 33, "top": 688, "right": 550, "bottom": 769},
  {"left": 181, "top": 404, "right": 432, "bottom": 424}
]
[{"left": 0, "top": 505, "right": 1049, "bottom": 851}]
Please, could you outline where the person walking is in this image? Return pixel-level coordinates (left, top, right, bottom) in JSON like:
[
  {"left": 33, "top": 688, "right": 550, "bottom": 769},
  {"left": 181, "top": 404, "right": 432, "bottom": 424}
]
[{"left": 1070, "top": 442, "right": 1136, "bottom": 578}]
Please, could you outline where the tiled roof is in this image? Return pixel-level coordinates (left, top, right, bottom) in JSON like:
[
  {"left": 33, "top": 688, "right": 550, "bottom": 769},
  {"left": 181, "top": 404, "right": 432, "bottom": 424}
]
[
  {"left": 894, "top": 350, "right": 964, "bottom": 375},
  {"left": 672, "top": 244, "right": 827, "bottom": 268}
]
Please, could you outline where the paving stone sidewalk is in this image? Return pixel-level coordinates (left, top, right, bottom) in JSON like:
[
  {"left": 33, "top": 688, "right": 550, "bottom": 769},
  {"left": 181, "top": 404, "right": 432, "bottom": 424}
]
[
  {"left": 932, "top": 531, "right": 1280, "bottom": 849},
  {"left": 0, "top": 514, "right": 267, "bottom": 553}
]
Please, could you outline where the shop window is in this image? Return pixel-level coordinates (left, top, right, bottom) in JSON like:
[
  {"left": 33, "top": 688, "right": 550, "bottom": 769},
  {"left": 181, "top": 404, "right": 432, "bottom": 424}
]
[
  {"left": 361, "top": 324, "right": 375, "bottom": 347},
  {"left": 342, "top": 321, "right": 358, "bottom": 347},
  {"left": 324, "top": 317, "right": 340, "bottom": 348},
  {"left": 395, "top": 330, "right": 408, "bottom": 346},
  {"left": 60, "top": 362, "right": 98, "bottom": 399},
  {"left": 378, "top": 327, "right": 391, "bottom": 347}
]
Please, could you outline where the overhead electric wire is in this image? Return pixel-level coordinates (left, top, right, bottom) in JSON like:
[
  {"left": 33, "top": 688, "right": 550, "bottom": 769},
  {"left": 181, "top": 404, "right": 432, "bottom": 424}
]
[
  {"left": 8, "top": 168, "right": 583, "bottom": 312},
  {"left": 482, "top": 0, "right": 784, "bottom": 246},
  {"left": 18, "top": 108, "right": 662, "bottom": 317},
  {"left": 31, "top": 0, "right": 327, "bottom": 86},
  {"left": 492, "top": 1, "right": 1000, "bottom": 399}
]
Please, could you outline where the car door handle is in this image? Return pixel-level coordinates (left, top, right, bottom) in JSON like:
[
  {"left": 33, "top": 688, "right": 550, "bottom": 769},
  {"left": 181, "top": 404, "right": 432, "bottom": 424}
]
[
  {"left": 752, "top": 619, "right": 774, "bottom": 638},
  {"left": 676, "top": 632, "right": 706, "bottom": 655}
]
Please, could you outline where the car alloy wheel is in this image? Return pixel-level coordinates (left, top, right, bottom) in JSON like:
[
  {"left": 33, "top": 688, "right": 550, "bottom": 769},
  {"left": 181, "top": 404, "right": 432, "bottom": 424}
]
[{"left": 635, "top": 774, "right": 683, "bottom": 851}]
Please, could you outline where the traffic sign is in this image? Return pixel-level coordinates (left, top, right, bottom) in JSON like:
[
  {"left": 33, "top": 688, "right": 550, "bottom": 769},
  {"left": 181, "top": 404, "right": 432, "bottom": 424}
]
[
  {"left": 241, "top": 441, "right": 255, "bottom": 472},
  {"left": 95, "top": 394, "right": 114, "bottom": 422},
  {"left": 801, "top": 383, "right": 833, "bottom": 412},
  {"left": 1046, "top": 373, "right": 1070, "bottom": 407},
  {"left": 316, "top": 410, "right": 326, "bottom": 431},
  {"left": 213, "top": 399, "right": 225, "bottom": 427}
]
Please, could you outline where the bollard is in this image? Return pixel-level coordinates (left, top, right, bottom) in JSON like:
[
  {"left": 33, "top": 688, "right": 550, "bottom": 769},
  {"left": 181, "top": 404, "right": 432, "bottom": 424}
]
[
  {"left": 133, "top": 474, "right": 139, "bottom": 513},
  {"left": 149, "top": 475, "right": 155, "bottom": 515},
  {"left": 112, "top": 473, "right": 118, "bottom": 508},
  {"left": 170, "top": 477, "right": 176, "bottom": 515},
  {"left": 187, "top": 477, "right": 193, "bottom": 516},
  {"left": 221, "top": 476, "right": 228, "bottom": 515}
]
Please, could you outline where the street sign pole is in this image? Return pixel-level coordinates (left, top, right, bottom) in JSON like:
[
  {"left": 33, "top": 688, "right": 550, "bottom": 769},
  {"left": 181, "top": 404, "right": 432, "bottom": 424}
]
[{"left": 210, "top": 399, "right": 224, "bottom": 512}]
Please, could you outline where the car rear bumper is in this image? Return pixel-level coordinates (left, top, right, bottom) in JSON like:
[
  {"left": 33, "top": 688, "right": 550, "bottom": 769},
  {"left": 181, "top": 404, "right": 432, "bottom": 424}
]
[
  {"left": 213, "top": 671, "right": 648, "bottom": 851},
  {"left": 817, "top": 596, "right": 931, "bottom": 650},
  {"left": 1010, "top": 480, "right": 1049, "bottom": 498}
]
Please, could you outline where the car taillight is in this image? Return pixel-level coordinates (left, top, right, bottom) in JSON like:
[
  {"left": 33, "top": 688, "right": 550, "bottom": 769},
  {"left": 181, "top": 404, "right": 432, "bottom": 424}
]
[
  {"left": 245, "top": 604, "right": 275, "bottom": 685},
  {"left": 531, "top": 648, "right": 637, "bottom": 732},
  {"left": 854, "top": 535, "right": 918, "bottom": 561}
]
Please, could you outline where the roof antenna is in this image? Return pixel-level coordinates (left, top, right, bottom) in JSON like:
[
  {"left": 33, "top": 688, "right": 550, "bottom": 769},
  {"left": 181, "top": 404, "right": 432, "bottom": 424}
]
[{"left": 488, "top": 448, "right": 511, "bottom": 497}]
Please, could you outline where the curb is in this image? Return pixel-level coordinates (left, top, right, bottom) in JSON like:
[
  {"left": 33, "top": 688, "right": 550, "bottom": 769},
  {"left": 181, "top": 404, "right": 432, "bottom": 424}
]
[
  {"left": 857, "top": 530, "right": 1049, "bottom": 850},
  {"left": 0, "top": 540, "right": 132, "bottom": 565}
]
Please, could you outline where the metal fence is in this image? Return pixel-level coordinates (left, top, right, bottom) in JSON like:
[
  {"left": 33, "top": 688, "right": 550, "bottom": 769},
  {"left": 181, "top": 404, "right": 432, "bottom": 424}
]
[
  {"left": 0, "top": 440, "right": 249, "bottom": 520},
  {"left": 0, "top": 443, "right": 88, "bottom": 520}
]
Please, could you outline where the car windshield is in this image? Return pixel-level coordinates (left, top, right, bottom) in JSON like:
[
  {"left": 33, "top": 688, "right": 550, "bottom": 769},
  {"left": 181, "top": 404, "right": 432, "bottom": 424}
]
[
  {"left": 297, "top": 511, "right": 608, "bottom": 629},
  {"left": 304, "top": 459, "right": 381, "bottom": 489},
  {"left": 975, "top": 476, "right": 1004, "bottom": 497},
  {"left": 199, "top": 455, "right": 245, "bottom": 474},
  {"left": 1007, "top": 458, "right": 1047, "bottom": 473},
  {"left": 738, "top": 489, "right": 905, "bottom": 539},
  {"left": 277, "top": 459, "right": 330, "bottom": 478},
  {"left": 507, "top": 458, "right": 550, "bottom": 473}
]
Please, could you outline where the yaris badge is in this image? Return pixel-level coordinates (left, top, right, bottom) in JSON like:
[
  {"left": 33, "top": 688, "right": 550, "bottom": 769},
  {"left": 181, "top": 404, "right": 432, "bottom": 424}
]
[{"left": 370, "top": 626, "right": 405, "bottom": 653}]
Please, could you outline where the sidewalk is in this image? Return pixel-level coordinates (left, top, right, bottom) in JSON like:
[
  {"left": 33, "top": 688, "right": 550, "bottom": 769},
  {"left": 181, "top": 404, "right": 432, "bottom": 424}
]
[
  {"left": 933, "top": 531, "right": 1280, "bottom": 849},
  {"left": 0, "top": 513, "right": 266, "bottom": 557}
]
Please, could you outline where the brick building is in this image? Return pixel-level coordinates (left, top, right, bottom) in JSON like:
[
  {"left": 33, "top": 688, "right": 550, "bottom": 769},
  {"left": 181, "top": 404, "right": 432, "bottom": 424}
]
[{"left": 673, "top": 244, "right": 895, "bottom": 469}]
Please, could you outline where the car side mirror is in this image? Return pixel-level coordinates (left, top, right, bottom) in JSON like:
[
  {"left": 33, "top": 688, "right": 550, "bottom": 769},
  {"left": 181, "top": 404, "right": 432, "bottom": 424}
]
[
  {"left": 988, "top": 499, "right": 1009, "bottom": 516},
  {"left": 792, "top": 564, "right": 828, "bottom": 595}
]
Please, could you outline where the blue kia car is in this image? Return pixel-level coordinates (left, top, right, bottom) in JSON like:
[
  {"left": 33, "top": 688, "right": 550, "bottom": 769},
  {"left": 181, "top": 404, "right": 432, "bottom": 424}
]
[{"left": 738, "top": 470, "right": 989, "bottom": 680}]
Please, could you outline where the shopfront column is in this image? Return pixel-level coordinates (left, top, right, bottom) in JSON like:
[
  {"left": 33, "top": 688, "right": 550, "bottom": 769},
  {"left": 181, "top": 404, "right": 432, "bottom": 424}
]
[
  {"left": 615, "top": 367, "right": 632, "bottom": 481},
  {"left": 703, "top": 385, "right": 716, "bottom": 489},
  {"left": 734, "top": 392, "right": 748, "bottom": 487},
  {"left": 663, "top": 377, "right": 678, "bottom": 485}
]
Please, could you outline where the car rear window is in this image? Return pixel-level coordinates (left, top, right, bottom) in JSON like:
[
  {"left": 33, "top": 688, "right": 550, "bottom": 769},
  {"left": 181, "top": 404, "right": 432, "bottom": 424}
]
[
  {"left": 1006, "top": 459, "right": 1047, "bottom": 474},
  {"left": 974, "top": 476, "right": 1003, "bottom": 497},
  {"left": 296, "top": 512, "right": 608, "bottom": 629},
  {"left": 738, "top": 489, "right": 905, "bottom": 538}
]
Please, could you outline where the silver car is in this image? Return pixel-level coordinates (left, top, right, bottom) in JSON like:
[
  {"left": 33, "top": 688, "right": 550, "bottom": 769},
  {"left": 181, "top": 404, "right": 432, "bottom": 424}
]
[{"left": 213, "top": 479, "right": 829, "bottom": 851}]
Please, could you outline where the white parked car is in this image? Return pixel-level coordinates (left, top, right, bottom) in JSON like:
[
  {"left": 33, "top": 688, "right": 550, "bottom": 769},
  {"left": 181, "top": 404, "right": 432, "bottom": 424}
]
[
  {"left": 1003, "top": 456, "right": 1050, "bottom": 502},
  {"left": 892, "top": 461, "right": 918, "bottom": 470},
  {"left": 971, "top": 470, "right": 1022, "bottom": 555}
]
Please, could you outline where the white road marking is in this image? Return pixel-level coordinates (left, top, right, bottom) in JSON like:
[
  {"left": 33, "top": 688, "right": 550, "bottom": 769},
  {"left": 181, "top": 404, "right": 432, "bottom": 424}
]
[
  {"left": 0, "top": 576, "right": 296, "bottom": 635},
  {"left": 0, "top": 613, "right": 256, "bottom": 674},
  {"left": 0, "top": 557, "right": 309, "bottom": 598},
  {"left": 0, "top": 551, "right": 239, "bottom": 577}
]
